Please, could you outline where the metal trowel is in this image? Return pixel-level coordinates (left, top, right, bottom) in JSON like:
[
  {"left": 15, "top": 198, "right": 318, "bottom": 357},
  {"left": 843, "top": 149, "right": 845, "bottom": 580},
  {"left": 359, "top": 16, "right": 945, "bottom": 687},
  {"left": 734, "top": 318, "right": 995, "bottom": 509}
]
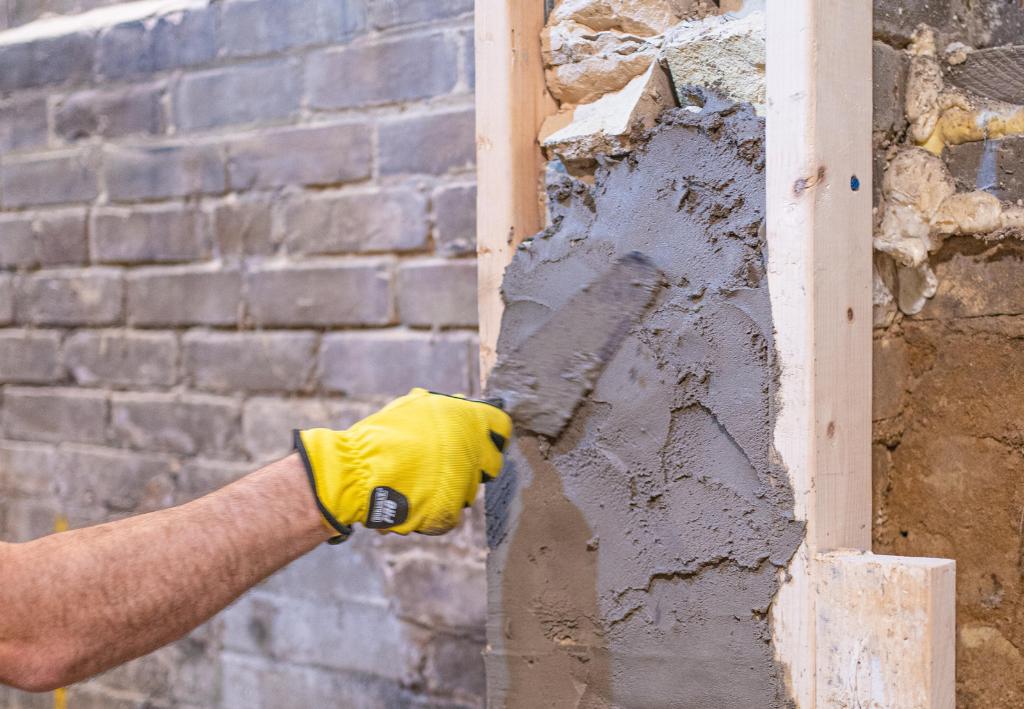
[{"left": 484, "top": 251, "right": 664, "bottom": 438}]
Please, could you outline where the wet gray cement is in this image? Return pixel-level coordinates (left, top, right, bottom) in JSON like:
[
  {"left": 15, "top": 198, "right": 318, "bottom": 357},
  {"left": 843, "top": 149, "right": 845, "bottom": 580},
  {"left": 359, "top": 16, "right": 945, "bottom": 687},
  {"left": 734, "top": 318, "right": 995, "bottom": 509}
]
[{"left": 485, "top": 105, "right": 804, "bottom": 709}]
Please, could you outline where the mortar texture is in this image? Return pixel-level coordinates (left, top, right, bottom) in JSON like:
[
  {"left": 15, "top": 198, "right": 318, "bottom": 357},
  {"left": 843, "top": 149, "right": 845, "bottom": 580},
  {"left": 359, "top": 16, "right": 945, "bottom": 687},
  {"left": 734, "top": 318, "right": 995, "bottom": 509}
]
[{"left": 485, "top": 105, "right": 803, "bottom": 708}]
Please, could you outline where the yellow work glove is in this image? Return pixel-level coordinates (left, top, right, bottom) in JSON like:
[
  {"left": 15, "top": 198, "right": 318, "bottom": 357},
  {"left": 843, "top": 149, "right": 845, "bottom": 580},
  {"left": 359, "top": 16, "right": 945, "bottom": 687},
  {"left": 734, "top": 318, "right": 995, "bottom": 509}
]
[{"left": 294, "top": 388, "right": 512, "bottom": 541}]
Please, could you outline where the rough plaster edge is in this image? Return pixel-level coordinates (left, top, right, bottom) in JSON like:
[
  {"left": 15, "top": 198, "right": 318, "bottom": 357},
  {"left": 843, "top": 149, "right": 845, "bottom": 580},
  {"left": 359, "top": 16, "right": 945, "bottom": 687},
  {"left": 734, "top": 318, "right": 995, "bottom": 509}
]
[{"left": 0, "top": 0, "right": 208, "bottom": 46}]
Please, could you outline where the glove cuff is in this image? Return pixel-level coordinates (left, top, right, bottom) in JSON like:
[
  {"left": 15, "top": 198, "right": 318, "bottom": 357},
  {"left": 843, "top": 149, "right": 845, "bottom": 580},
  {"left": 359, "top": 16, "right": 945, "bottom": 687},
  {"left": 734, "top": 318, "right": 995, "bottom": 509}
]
[{"left": 293, "top": 429, "right": 355, "bottom": 543}]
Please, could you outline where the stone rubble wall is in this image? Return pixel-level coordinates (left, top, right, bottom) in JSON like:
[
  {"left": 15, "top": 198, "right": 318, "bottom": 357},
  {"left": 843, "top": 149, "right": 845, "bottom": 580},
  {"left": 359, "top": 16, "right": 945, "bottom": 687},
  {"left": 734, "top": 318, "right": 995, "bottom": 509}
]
[
  {"left": 534, "top": 0, "right": 765, "bottom": 178},
  {"left": 0, "top": 0, "right": 487, "bottom": 707},
  {"left": 870, "top": 1, "right": 1024, "bottom": 706}
]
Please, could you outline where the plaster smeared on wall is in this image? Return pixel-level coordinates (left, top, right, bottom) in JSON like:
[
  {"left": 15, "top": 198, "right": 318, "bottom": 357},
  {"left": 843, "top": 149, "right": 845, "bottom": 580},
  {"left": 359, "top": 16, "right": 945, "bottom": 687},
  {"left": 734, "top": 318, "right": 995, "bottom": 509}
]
[{"left": 487, "top": 105, "right": 803, "bottom": 709}]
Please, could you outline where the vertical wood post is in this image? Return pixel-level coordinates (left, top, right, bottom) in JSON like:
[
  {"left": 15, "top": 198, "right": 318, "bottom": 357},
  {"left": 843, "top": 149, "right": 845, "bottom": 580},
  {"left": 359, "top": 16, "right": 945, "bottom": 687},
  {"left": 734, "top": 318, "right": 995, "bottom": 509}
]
[
  {"left": 474, "top": 0, "right": 555, "bottom": 383},
  {"left": 767, "top": 1, "right": 955, "bottom": 707}
]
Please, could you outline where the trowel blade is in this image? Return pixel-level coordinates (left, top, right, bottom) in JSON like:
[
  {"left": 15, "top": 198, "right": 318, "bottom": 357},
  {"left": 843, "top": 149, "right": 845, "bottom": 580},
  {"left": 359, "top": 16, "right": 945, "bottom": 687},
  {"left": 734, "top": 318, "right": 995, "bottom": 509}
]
[{"left": 486, "top": 251, "right": 664, "bottom": 438}]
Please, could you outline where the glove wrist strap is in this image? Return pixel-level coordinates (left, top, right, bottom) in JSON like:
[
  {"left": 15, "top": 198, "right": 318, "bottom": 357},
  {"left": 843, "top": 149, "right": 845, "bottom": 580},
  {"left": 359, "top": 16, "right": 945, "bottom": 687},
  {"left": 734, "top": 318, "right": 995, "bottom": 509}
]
[{"left": 293, "top": 429, "right": 353, "bottom": 544}]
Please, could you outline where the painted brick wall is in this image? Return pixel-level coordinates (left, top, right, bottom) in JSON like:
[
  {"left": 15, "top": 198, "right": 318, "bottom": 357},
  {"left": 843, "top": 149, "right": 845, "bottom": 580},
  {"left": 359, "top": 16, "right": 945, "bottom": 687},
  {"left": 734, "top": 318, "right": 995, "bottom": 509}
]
[{"left": 0, "top": 0, "right": 486, "bottom": 707}]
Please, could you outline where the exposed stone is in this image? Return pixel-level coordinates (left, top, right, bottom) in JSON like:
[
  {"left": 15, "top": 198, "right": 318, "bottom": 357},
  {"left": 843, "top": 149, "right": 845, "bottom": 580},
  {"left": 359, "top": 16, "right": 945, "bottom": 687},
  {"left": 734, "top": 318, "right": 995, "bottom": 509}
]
[
  {"left": 543, "top": 60, "right": 675, "bottom": 170},
  {"left": 873, "top": 41, "right": 909, "bottom": 135},
  {"left": 946, "top": 45, "right": 1024, "bottom": 106},
  {"left": 542, "top": 19, "right": 658, "bottom": 105},
  {"left": 662, "top": 12, "right": 765, "bottom": 114},
  {"left": 550, "top": 0, "right": 684, "bottom": 36},
  {"left": 943, "top": 135, "right": 1024, "bottom": 203}
]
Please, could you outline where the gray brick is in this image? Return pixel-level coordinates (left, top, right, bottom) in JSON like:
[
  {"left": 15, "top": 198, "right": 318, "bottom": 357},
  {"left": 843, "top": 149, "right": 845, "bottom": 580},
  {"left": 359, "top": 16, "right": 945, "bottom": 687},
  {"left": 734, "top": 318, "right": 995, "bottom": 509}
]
[
  {"left": 127, "top": 266, "right": 241, "bottom": 327},
  {"left": 247, "top": 260, "right": 392, "bottom": 327},
  {"left": 220, "top": 0, "right": 365, "bottom": 57},
  {"left": 96, "top": 9, "right": 219, "bottom": 81},
  {"left": 920, "top": 238, "right": 1024, "bottom": 319},
  {"left": 0, "top": 275, "right": 12, "bottom": 325},
  {"left": 212, "top": 197, "right": 273, "bottom": 256},
  {"left": 105, "top": 144, "right": 225, "bottom": 202},
  {"left": 175, "top": 60, "right": 302, "bottom": 132},
  {"left": 178, "top": 457, "right": 257, "bottom": 501},
  {"left": 57, "top": 444, "right": 179, "bottom": 514},
  {"left": 424, "top": 633, "right": 485, "bottom": 700},
  {"left": 242, "top": 396, "right": 369, "bottom": 462},
  {"left": 307, "top": 34, "right": 459, "bottom": 110},
  {"left": 873, "top": 41, "right": 908, "bottom": 136},
  {"left": 92, "top": 205, "right": 207, "bottom": 264},
  {"left": 221, "top": 592, "right": 415, "bottom": 680},
  {"left": 0, "top": 213, "right": 34, "bottom": 267},
  {"left": 96, "top": 21, "right": 154, "bottom": 81},
  {"left": 220, "top": 653, "right": 408, "bottom": 709},
  {"left": 17, "top": 268, "right": 123, "bottom": 326},
  {"left": 1, "top": 386, "right": 108, "bottom": 444},
  {"left": 398, "top": 259, "right": 478, "bottom": 327},
  {"left": 0, "top": 151, "right": 99, "bottom": 207},
  {"left": 385, "top": 554, "right": 485, "bottom": 630},
  {"left": 182, "top": 331, "right": 317, "bottom": 393},
  {"left": 54, "top": 83, "right": 166, "bottom": 141},
  {"left": 944, "top": 135, "right": 1024, "bottom": 204},
  {"left": 319, "top": 330, "right": 475, "bottom": 396},
  {"left": 284, "top": 187, "right": 427, "bottom": 256},
  {"left": 62, "top": 330, "right": 178, "bottom": 387},
  {"left": 0, "top": 33, "right": 95, "bottom": 92},
  {"left": 0, "top": 439, "right": 59, "bottom": 497},
  {"left": 150, "top": 6, "right": 221, "bottom": 71},
  {"left": 0, "top": 96, "right": 47, "bottom": 152},
  {"left": 380, "top": 109, "right": 475, "bottom": 176},
  {"left": 33, "top": 208, "right": 88, "bottom": 266},
  {"left": 369, "top": 0, "right": 473, "bottom": 29},
  {"left": 433, "top": 184, "right": 476, "bottom": 256},
  {"left": 227, "top": 123, "right": 372, "bottom": 191},
  {"left": 110, "top": 391, "right": 240, "bottom": 456},
  {"left": 0, "top": 330, "right": 61, "bottom": 384}
]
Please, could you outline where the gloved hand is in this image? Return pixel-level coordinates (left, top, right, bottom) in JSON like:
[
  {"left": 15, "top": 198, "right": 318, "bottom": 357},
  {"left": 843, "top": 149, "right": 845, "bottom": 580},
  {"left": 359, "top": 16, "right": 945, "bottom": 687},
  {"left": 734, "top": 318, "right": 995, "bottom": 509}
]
[{"left": 294, "top": 388, "right": 512, "bottom": 540}]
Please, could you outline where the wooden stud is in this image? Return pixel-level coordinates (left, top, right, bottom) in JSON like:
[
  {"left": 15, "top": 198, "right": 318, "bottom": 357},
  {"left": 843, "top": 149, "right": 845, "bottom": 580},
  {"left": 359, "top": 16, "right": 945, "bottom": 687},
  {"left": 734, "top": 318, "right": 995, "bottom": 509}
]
[
  {"left": 816, "top": 553, "right": 956, "bottom": 709},
  {"left": 765, "top": 0, "right": 877, "bottom": 704},
  {"left": 767, "top": 1, "right": 956, "bottom": 707},
  {"left": 475, "top": 0, "right": 557, "bottom": 383}
]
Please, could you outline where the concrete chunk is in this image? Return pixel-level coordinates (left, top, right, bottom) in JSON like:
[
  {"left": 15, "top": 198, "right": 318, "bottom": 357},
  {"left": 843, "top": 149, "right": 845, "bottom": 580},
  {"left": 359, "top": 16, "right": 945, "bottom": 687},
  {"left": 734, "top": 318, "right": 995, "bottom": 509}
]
[
  {"left": 542, "top": 19, "right": 658, "bottom": 105},
  {"left": 662, "top": 12, "right": 765, "bottom": 114},
  {"left": 543, "top": 60, "right": 675, "bottom": 170},
  {"left": 551, "top": 0, "right": 683, "bottom": 36}
]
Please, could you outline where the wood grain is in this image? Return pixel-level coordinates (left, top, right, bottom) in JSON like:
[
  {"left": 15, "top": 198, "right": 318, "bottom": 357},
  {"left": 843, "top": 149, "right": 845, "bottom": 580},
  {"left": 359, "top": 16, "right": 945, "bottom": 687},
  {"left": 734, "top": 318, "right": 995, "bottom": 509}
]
[{"left": 475, "top": 0, "right": 557, "bottom": 384}]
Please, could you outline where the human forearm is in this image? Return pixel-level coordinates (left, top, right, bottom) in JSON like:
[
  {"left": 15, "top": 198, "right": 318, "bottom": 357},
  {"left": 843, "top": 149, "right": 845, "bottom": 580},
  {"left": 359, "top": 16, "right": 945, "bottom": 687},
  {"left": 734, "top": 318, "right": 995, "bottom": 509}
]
[{"left": 0, "top": 453, "right": 331, "bottom": 692}]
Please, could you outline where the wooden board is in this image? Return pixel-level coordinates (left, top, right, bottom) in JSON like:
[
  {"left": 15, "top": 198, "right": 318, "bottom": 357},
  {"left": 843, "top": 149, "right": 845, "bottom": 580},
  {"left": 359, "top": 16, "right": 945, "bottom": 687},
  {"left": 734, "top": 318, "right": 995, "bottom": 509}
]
[
  {"left": 474, "top": 0, "right": 557, "bottom": 383},
  {"left": 816, "top": 553, "right": 956, "bottom": 709},
  {"left": 765, "top": 0, "right": 877, "bottom": 705}
]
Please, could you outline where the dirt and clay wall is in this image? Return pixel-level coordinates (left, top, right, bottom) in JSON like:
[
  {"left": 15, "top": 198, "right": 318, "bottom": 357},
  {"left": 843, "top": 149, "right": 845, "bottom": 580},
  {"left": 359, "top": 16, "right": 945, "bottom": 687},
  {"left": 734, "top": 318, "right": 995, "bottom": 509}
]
[
  {"left": 485, "top": 104, "right": 803, "bottom": 708},
  {"left": 871, "top": 0, "right": 1024, "bottom": 707}
]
